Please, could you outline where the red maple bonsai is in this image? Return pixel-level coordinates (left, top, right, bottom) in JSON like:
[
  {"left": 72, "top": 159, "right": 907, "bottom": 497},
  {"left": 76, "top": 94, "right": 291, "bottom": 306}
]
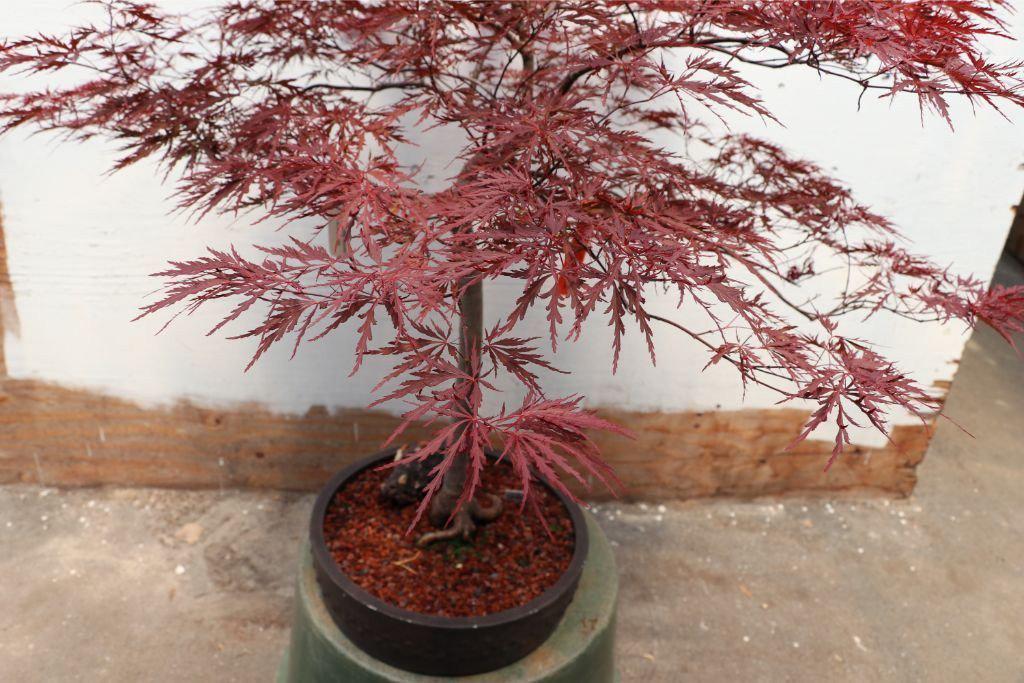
[{"left": 4, "top": 1, "right": 1024, "bottom": 543}]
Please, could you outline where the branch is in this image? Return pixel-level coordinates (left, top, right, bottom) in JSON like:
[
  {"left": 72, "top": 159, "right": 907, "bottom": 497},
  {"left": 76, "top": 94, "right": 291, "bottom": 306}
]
[{"left": 298, "top": 81, "right": 424, "bottom": 94}]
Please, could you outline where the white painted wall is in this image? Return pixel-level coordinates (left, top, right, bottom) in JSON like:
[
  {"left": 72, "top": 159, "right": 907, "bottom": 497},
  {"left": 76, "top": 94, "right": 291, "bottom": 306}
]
[{"left": 1, "top": 1, "right": 1022, "bottom": 447}]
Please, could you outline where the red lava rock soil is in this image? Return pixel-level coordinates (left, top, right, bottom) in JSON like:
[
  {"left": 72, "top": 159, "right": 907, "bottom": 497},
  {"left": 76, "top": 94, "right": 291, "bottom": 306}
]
[{"left": 323, "top": 463, "right": 575, "bottom": 617}]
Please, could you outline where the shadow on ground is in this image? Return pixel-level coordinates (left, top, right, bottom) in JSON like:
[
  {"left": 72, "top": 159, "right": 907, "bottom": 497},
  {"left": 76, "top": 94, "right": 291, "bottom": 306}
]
[{"left": 1, "top": 255, "right": 1022, "bottom": 682}]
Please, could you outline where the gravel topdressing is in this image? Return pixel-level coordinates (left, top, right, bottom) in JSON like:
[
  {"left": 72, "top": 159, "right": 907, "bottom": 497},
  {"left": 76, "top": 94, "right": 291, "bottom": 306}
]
[{"left": 323, "top": 464, "right": 575, "bottom": 617}]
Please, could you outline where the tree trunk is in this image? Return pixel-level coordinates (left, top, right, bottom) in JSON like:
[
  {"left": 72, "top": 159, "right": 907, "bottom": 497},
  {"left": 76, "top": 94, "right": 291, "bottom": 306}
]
[{"left": 427, "top": 275, "right": 483, "bottom": 528}]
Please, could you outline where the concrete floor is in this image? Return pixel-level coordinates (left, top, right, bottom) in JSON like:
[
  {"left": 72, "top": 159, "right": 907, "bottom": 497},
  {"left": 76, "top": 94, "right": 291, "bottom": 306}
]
[{"left": 2, "top": 256, "right": 1023, "bottom": 683}]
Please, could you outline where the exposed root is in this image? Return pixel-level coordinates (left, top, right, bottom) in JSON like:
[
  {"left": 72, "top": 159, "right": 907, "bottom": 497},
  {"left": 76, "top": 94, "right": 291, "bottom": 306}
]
[
  {"left": 472, "top": 493, "right": 503, "bottom": 522},
  {"left": 416, "top": 507, "right": 477, "bottom": 547},
  {"left": 415, "top": 495, "right": 505, "bottom": 548}
]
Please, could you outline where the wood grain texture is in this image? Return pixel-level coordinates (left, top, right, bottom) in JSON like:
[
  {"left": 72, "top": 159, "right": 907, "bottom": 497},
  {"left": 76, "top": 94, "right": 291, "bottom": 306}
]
[
  {"left": 0, "top": 377, "right": 434, "bottom": 490},
  {"left": 0, "top": 376, "right": 929, "bottom": 498},
  {"left": 587, "top": 408, "right": 928, "bottom": 500}
]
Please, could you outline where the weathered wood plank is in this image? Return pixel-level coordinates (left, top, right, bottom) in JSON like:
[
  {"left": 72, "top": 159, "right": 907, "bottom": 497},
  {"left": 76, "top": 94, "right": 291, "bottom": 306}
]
[{"left": 0, "top": 378, "right": 928, "bottom": 498}]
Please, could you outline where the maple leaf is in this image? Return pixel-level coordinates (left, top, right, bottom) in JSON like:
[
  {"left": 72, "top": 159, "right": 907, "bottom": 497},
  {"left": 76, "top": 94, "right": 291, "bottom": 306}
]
[{"left": 2, "top": 0, "right": 1023, "bottom": 514}]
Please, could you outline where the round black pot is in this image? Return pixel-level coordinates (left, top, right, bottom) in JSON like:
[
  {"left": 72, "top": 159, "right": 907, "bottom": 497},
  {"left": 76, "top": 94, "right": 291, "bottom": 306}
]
[{"left": 309, "top": 448, "right": 590, "bottom": 677}]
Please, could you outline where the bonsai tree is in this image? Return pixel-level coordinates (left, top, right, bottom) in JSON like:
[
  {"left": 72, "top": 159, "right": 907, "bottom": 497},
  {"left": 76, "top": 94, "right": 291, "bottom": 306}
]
[{"left": 4, "top": 0, "right": 1024, "bottom": 545}]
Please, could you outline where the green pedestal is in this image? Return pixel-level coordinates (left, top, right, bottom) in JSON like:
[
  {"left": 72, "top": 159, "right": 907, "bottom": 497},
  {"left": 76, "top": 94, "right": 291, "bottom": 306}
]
[{"left": 278, "top": 512, "right": 618, "bottom": 682}]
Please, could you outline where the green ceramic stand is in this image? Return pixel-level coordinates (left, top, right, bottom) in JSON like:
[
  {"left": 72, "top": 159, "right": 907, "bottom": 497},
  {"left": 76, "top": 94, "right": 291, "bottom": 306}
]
[{"left": 278, "top": 512, "right": 618, "bottom": 682}]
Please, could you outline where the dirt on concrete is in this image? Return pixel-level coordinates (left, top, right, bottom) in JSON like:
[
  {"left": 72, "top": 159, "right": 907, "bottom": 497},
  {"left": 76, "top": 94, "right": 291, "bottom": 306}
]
[
  {"left": 0, "top": 486, "right": 307, "bottom": 682},
  {"left": 1, "top": 258, "right": 1023, "bottom": 682}
]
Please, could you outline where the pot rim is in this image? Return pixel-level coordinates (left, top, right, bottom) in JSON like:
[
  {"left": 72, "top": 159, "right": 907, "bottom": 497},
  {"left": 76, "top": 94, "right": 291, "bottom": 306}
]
[{"left": 310, "top": 447, "right": 590, "bottom": 630}]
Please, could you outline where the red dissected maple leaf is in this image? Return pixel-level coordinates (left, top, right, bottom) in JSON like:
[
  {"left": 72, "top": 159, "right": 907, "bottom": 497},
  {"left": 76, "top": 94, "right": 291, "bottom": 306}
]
[{"left": 2, "top": 0, "right": 1023, "bottom": 515}]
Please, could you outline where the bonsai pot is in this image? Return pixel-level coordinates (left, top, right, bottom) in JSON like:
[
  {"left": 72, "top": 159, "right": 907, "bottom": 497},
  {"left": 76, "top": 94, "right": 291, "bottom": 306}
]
[{"left": 308, "top": 448, "right": 591, "bottom": 677}]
